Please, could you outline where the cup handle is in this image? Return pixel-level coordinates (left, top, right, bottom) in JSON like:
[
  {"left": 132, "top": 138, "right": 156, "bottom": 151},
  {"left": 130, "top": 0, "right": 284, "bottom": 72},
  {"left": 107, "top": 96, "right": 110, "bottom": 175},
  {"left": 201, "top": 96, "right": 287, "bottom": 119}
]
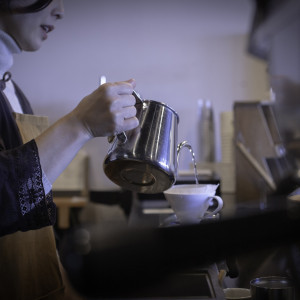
[{"left": 206, "top": 195, "right": 223, "bottom": 216}]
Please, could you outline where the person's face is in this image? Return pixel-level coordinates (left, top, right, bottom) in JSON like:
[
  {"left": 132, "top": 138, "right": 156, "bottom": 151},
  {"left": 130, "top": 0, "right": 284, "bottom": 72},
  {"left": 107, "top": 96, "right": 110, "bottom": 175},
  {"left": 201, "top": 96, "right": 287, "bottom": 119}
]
[{"left": 0, "top": 0, "right": 64, "bottom": 51}]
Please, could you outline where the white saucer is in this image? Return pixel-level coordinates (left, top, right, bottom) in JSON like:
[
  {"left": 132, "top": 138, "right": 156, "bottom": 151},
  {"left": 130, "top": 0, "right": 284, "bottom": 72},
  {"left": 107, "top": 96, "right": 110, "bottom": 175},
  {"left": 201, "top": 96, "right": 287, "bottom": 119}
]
[{"left": 159, "top": 213, "right": 220, "bottom": 227}]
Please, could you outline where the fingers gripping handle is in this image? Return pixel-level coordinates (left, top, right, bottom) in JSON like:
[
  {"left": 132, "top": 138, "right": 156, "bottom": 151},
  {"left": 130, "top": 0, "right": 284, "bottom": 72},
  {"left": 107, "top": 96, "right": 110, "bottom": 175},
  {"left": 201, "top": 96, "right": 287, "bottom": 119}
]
[{"left": 107, "top": 90, "right": 143, "bottom": 144}]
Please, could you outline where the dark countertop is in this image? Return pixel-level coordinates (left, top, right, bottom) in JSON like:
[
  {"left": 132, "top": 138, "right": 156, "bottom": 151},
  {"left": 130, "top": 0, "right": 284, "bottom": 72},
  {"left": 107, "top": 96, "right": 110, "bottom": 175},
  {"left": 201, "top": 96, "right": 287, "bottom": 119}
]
[
  {"left": 59, "top": 192, "right": 300, "bottom": 299},
  {"left": 127, "top": 192, "right": 300, "bottom": 292}
]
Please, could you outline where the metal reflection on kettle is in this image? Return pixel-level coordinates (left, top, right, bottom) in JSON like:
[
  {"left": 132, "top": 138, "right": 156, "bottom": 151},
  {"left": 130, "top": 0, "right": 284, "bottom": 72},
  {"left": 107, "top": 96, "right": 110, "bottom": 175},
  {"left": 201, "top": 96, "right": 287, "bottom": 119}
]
[{"left": 103, "top": 90, "right": 181, "bottom": 194}]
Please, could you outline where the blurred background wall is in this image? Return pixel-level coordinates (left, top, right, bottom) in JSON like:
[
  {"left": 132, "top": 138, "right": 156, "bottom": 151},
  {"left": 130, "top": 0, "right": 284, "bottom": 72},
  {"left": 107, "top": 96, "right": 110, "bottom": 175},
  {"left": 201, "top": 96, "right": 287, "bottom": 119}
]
[{"left": 11, "top": 0, "right": 269, "bottom": 191}]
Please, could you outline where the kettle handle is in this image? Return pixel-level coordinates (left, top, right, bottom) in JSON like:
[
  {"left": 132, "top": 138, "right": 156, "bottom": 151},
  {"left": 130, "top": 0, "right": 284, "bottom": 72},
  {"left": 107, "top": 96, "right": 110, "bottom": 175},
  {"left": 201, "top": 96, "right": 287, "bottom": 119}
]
[
  {"left": 132, "top": 90, "right": 143, "bottom": 104},
  {"left": 107, "top": 90, "right": 143, "bottom": 144}
]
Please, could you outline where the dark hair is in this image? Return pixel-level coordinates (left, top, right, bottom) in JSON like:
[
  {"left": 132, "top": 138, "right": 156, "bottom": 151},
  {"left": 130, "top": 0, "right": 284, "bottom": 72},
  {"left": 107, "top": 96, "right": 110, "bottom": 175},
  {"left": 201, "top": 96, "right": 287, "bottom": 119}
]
[{"left": 0, "top": 0, "right": 53, "bottom": 13}]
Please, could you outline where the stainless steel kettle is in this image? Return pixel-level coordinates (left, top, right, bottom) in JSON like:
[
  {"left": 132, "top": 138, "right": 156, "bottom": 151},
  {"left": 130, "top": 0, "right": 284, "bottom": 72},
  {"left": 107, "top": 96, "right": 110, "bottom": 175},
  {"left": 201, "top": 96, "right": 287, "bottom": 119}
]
[{"left": 103, "top": 92, "right": 180, "bottom": 194}]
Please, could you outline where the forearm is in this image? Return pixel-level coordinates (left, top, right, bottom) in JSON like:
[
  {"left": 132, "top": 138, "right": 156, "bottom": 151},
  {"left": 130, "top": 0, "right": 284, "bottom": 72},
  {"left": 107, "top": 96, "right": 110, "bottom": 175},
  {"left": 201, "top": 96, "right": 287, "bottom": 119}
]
[
  {"left": 35, "top": 111, "right": 91, "bottom": 184},
  {"left": 35, "top": 79, "right": 138, "bottom": 184}
]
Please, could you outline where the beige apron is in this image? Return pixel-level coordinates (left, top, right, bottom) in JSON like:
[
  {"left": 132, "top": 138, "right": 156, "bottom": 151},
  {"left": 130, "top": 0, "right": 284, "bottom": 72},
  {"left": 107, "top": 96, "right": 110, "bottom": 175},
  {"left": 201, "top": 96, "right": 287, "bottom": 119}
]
[{"left": 0, "top": 113, "right": 65, "bottom": 300}]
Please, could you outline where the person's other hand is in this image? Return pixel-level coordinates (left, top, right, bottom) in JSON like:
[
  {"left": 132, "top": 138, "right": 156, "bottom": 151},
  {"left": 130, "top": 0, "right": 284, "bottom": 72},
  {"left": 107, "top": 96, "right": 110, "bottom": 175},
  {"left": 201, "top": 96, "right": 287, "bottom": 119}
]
[{"left": 72, "top": 79, "right": 139, "bottom": 138}]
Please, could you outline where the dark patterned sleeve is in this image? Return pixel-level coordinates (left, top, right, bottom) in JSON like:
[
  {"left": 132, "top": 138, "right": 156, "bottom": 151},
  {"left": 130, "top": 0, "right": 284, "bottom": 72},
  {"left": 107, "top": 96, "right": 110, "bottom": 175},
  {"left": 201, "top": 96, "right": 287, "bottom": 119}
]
[{"left": 0, "top": 139, "right": 56, "bottom": 237}]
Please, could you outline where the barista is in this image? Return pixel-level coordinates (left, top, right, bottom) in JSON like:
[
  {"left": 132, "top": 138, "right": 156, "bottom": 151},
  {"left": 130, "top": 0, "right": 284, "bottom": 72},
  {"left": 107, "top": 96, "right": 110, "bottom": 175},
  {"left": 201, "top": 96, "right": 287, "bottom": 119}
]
[{"left": 0, "top": 0, "right": 139, "bottom": 299}]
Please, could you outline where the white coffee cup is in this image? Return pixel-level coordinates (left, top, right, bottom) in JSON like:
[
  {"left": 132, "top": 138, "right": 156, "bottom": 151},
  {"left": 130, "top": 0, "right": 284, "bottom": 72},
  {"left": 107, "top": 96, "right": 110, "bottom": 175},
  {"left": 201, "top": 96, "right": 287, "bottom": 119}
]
[{"left": 163, "top": 184, "right": 223, "bottom": 225}]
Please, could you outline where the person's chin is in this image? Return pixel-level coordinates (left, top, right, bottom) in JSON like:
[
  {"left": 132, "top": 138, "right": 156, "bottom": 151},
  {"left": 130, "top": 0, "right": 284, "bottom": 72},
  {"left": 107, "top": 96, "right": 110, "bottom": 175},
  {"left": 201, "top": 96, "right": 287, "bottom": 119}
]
[{"left": 23, "top": 41, "right": 43, "bottom": 52}]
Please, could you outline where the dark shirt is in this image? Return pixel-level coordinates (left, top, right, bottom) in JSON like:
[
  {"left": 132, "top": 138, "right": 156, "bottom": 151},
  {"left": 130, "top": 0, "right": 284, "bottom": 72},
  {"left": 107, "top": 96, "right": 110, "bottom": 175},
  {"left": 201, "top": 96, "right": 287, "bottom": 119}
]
[{"left": 0, "top": 81, "right": 56, "bottom": 237}]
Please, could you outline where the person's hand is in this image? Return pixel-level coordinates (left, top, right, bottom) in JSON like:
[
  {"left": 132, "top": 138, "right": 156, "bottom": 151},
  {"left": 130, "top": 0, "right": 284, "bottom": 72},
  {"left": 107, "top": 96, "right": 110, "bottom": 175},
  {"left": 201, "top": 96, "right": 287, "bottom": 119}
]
[{"left": 72, "top": 79, "right": 139, "bottom": 138}]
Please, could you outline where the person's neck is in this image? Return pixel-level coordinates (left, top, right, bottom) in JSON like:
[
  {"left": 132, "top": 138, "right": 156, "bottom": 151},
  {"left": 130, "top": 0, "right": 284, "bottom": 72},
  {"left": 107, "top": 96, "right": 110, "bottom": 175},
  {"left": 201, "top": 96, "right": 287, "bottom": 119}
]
[{"left": 0, "top": 30, "right": 21, "bottom": 77}]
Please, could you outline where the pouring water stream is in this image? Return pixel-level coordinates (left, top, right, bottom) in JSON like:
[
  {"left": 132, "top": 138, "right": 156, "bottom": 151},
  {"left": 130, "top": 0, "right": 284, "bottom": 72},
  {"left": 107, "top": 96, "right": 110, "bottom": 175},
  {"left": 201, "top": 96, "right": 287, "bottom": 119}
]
[{"left": 177, "top": 141, "right": 199, "bottom": 185}]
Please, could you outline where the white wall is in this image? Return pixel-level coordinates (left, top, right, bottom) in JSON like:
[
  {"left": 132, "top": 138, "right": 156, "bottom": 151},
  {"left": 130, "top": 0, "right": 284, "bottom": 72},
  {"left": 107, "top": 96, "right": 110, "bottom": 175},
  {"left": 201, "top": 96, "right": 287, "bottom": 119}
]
[{"left": 11, "top": 0, "right": 269, "bottom": 190}]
